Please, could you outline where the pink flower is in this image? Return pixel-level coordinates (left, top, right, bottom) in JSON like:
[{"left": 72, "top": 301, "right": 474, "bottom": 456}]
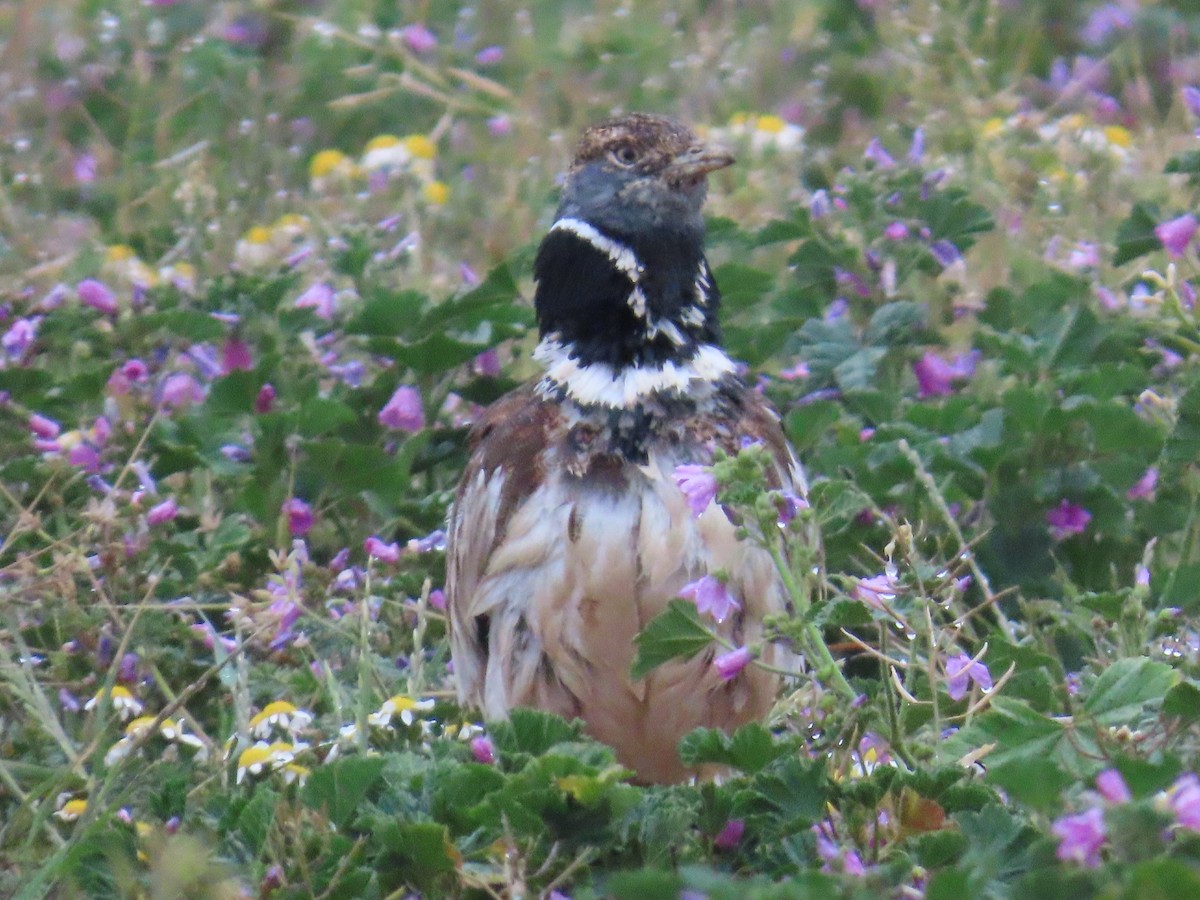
[
  {"left": 945, "top": 652, "right": 992, "bottom": 701},
  {"left": 486, "top": 115, "right": 512, "bottom": 137},
  {"left": 147, "top": 497, "right": 178, "bottom": 526},
  {"left": 1169, "top": 774, "right": 1200, "bottom": 831},
  {"left": 883, "top": 221, "right": 909, "bottom": 241},
  {"left": 1095, "top": 769, "right": 1131, "bottom": 804},
  {"left": 255, "top": 383, "right": 276, "bottom": 414},
  {"left": 913, "top": 350, "right": 978, "bottom": 397},
  {"left": 29, "top": 414, "right": 61, "bottom": 439},
  {"left": 679, "top": 575, "right": 740, "bottom": 624},
  {"left": 470, "top": 736, "right": 495, "bottom": 764},
  {"left": 475, "top": 46, "right": 504, "bottom": 65},
  {"left": 378, "top": 386, "right": 425, "bottom": 432},
  {"left": 1126, "top": 467, "right": 1158, "bottom": 501},
  {"left": 713, "top": 818, "right": 745, "bottom": 849},
  {"left": 1052, "top": 807, "right": 1106, "bottom": 867},
  {"left": 778, "top": 360, "right": 810, "bottom": 380},
  {"left": 221, "top": 337, "right": 254, "bottom": 374},
  {"left": 2, "top": 316, "right": 39, "bottom": 358},
  {"left": 428, "top": 588, "right": 446, "bottom": 610},
  {"left": 77, "top": 279, "right": 118, "bottom": 315},
  {"left": 714, "top": 646, "right": 754, "bottom": 681},
  {"left": 672, "top": 464, "right": 718, "bottom": 517},
  {"left": 160, "top": 373, "right": 205, "bottom": 409},
  {"left": 1157, "top": 214, "right": 1198, "bottom": 258},
  {"left": 473, "top": 349, "right": 501, "bottom": 377},
  {"left": 68, "top": 444, "right": 101, "bottom": 473},
  {"left": 864, "top": 138, "right": 896, "bottom": 168},
  {"left": 400, "top": 23, "right": 437, "bottom": 53},
  {"left": 854, "top": 573, "right": 899, "bottom": 609},
  {"left": 282, "top": 499, "right": 313, "bottom": 537},
  {"left": 364, "top": 536, "right": 401, "bottom": 564},
  {"left": 1047, "top": 499, "right": 1091, "bottom": 540},
  {"left": 294, "top": 282, "right": 337, "bottom": 320}
]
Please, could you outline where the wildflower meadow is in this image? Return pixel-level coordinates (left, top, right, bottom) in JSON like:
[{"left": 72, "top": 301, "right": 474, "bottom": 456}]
[{"left": 4, "top": 1, "right": 1200, "bottom": 897}]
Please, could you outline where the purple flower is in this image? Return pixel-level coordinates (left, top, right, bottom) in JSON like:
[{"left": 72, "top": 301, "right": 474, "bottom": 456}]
[
  {"left": 1052, "top": 807, "right": 1106, "bottom": 867},
  {"left": 283, "top": 498, "right": 313, "bottom": 537},
  {"left": 810, "top": 189, "right": 831, "bottom": 219},
  {"left": 188, "top": 344, "right": 222, "bottom": 380},
  {"left": 713, "top": 818, "right": 745, "bottom": 849},
  {"left": 221, "top": 337, "right": 254, "bottom": 374},
  {"left": 68, "top": 444, "right": 101, "bottom": 473},
  {"left": 1184, "top": 86, "right": 1200, "bottom": 119},
  {"left": 74, "top": 152, "right": 97, "bottom": 185},
  {"left": 714, "top": 646, "right": 754, "bottom": 681},
  {"left": 913, "top": 350, "right": 977, "bottom": 397},
  {"left": 672, "top": 463, "right": 718, "bottom": 517},
  {"left": 364, "top": 536, "right": 402, "bottom": 564},
  {"left": 255, "top": 383, "right": 276, "bottom": 414},
  {"left": 470, "top": 736, "right": 495, "bottom": 764},
  {"left": 428, "top": 588, "right": 446, "bottom": 610},
  {"left": 160, "top": 373, "right": 205, "bottom": 409},
  {"left": 147, "top": 497, "right": 178, "bottom": 526},
  {"left": 379, "top": 385, "right": 425, "bottom": 432},
  {"left": 1156, "top": 214, "right": 1198, "bottom": 258},
  {"left": 1170, "top": 774, "right": 1200, "bottom": 831},
  {"left": 908, "top": 127, "right": 925, "bottom": 164},
  {"left": 945, "top": 652, "right": 992, "bottom": 701},
  {"left": 1066, "top": 242, "right": 1100, "bottom": 271},
  {"left": 294, "top": 282, "right": 337, "bottom": 320},
  {"left": 3, "top": 316, "right": 39, "bottom": 358},
  {"left": 864, "top": 138, "right": 896, "bottom": 168},
  {"left": 77, "top": 279, "right": 118, "bottom": 315},
  {"left": 1127, "top": 467, "right": 1158, "bottom": 501},
  {"left": 475, "top": 45, "right": 504, "bottom": 65},
  {"left": 883, "top": 221, "right": 909, "bottom": 241},
  {"left": 775, "top": 491, "right": 808, "bottom": 526},
  {"left": 29, "top": 414, "right": 61, "bottom": 439},
  {"left": 854, "top": 573, "right": 898, "bottom": 609},
  {"left": 401, "top": 23, "right": 438, "bottom": 53},
  {"left": 473, "top": 349, "right": 501, "bottom": 377},
  {"left": 1096, "top": 769, "right": 1131, "bottom": 804},
  {"left": 929, "top": 240, "right": 962, "bottom": 268},
  {"left": 1081, "top": 5, "right": 1133, "bottom": 46},
  {"left": 1047, "top": 499, "right": 1092, "bottom": 540},
  {"left": 679, "top": 575, "right": 740, "bottom": 624},
  {"left": 407, "top": 529, "right": 446, "bottom": 554},
  {"left": 1135, "top": 564, "right": 1150, "bottom": 588},
  {"left": 486, "top": 115, "right": 512, "bottom": 137}
]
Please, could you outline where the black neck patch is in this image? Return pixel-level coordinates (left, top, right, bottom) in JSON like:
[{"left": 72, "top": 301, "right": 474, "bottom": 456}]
[{"left": 533, "top": 218, "right": 721, "bottom": 369}]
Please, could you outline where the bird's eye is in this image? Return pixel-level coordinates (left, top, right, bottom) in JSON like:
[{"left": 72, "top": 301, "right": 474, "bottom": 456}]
[{"left": 609, "top": 145, "right": 638, "bottom": 167}]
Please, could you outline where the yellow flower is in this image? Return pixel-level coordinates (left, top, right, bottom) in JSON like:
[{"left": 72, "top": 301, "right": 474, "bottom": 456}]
[
  {"left": 236, "top": 742, "right": 275, "bottom": 784},
  {"left": 1063, "top": 113, "right": 1086, "bottom": 131},
  {"left": 235, "top": 225, "right": 277, "bottom": 270},
  {"left": 272, "top": 214, "right": 309, "bottom": 240},
  {"left": 55, "top": 798, "right": 88, "bottom": 822},
  {"left": 1103, "top": 125, "right": 1131, "bottom": 148},
  {"left": 755, "top": 114, "right": 786, "bottom": 134},
  {"left": 281, "top": 763, "right": 310, "bottom": 786},
  {"left": 103, "top": 244, "right": 158, "bottom": 288},
  {"left": 980, "top": 117, "right": 1005, "bottom": 140},
  {"left": 124, "top": 715, "right": 158, "bottom": 737},
  {"left": 309, "top": 149, "right": 351, "bottom": 179},
  {"left": 402, "top": 135, "right": 437, "bottom": 160},
  {"left": 365, "top": 134, "right": 402, "bottom": 153},
  {"left": 84, "top": 685, "right": 144, "bottom": 720},
  {"left": 423, "top": 181, "right": 450, "bottom": 205},
  {"left": 249, "top": 700, "right": 313, "bottom": 738},
  {"left": 105, "top": 244, "right": 137, "bottom": 263},
  {"left": 368, "top": 695, "right": 435, "bottom": 728},
  {"left": 728, "top": 112, "right": 750, "bottom": 126}
]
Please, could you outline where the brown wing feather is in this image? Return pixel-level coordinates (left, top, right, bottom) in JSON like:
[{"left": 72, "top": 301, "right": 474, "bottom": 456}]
[{"left": 447, "top": 379, "right": 811, "bottom": 783}]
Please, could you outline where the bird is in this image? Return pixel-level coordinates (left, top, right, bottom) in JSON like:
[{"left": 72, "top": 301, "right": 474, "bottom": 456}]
[{"left": 446, "top": 113, "right": 808, "bottom": 783}]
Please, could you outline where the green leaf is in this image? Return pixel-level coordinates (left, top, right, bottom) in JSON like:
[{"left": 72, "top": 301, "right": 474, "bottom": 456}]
[
  {"left": 235, "top": 786, "right": 277, "bottom": 854},
  {"left": 1082, "top": 657, "right": 1176, "bottom": 723},
  {"left": 301, "top": 755, "right": 385, "bottom": 830},
  {"left": 1113, "top": 201, "right": 1162, "bottom": 266},
  {"left": 985, "top": 758, "right": 1070, "bottom": 812},
  {"left": 1123, "top": 858, "right": 1200, "bottom": 899},
  {"left": 1165, "top": 150, "right": 1200, "bottom": 175},
  {"left": 1114, "top": 755, "right": 1183, "bottom": 797},
  {"left": 488, "top": 708, "right": 582, "bottom": 756},
  {"left": 604, "top": 869, "right": 683, "bottom": 900},
  {"left": 1164, "top": 383, "right": 1200, "bottom": 474},
  {"left": 746, "top": 756, "right": 828, "bottom": 823},
  {"left": 1163, "top": 682, "right": 1200, "bottom": 728},
  {"left": 345, "top": 288, "right": 427, "bottom": 337},
  {"left": 372, "top": 821, "right": 459, "bottom": 893},
  {"left": 631, "top": 599, "right": 715, "bottom": 680},
  {"left": 948, "top": 696, "right": 1064, "bottom": 766},
  {"left": 865, "top": 301, "right": 925, "bottom": 346},
  {"left": 678, "top": 723, "right": 783, "bottom": 773},
  {"left": 297, "top": 397, "right": 356, "bottom": 437}
]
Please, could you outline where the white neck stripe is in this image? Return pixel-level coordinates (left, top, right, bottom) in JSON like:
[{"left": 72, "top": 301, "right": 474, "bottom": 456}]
[
  {"left": 533, "top": 339, "right": 736, "bottom": 408},
  {"left": 550, "top": 218, "right": 641, "bottom": 281}
]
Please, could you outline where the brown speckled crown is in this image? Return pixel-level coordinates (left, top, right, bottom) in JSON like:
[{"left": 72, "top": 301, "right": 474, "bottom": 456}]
[{"left": 571, "top": 113, "right": 698, "bottom": 173}]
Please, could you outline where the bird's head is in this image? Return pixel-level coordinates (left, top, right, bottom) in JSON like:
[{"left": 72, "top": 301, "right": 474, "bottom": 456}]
[{"left": 557, "top": 113, "right": 734, "bottom": 238}]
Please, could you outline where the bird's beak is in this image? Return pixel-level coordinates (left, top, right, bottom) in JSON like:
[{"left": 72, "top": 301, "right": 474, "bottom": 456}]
[{"left": 666, "top": 142, "right": 735, "bottom": 182}]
